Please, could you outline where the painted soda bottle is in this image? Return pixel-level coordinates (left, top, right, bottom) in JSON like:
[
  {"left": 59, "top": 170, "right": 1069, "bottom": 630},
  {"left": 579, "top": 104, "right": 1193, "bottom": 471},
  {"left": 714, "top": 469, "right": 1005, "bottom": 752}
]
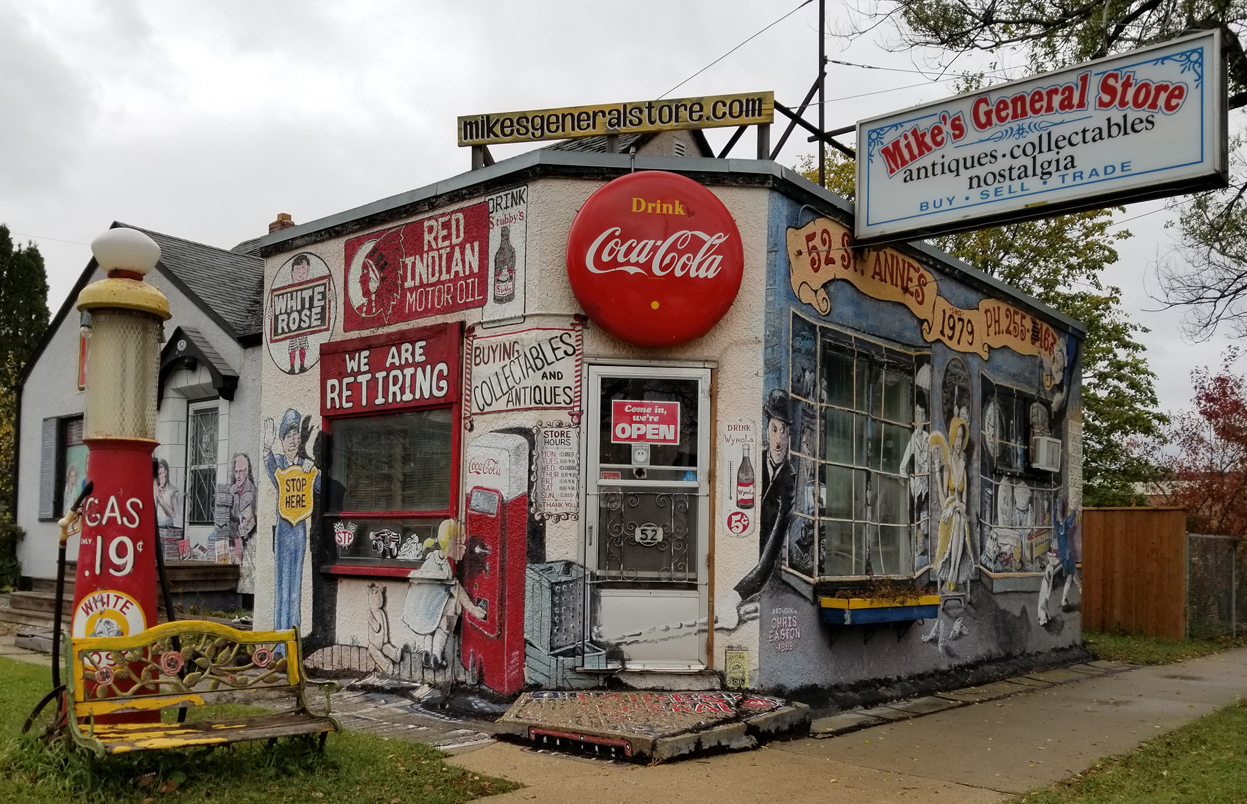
[
  {"left": 736, "top": 443, "right": 755, "bottom": 509},
  {"left": 493, "top": 225, "right": 516, "bottom": 304}
]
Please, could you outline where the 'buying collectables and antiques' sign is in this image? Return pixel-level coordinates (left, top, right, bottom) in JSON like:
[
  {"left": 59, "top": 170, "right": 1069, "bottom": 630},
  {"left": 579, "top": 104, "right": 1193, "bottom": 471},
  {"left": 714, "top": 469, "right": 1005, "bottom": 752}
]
[
  {"left": 320, "top": 322, "right": 461, "bottom": 416},
  {"left": 855, "top": 30, "right": 1227, "bottom": 244},
  {"left": 466, "top": 325, "right": 584, "bottom": 418}
]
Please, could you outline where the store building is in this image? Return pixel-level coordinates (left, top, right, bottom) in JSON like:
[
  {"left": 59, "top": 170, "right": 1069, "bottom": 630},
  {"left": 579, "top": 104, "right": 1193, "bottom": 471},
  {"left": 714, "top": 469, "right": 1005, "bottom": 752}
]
[
  {"left": 255, "top": 133, "right": 1084, "bottom": 695},
  {"left": 14, "top": 222, "right": 267, "bottom": 613}
]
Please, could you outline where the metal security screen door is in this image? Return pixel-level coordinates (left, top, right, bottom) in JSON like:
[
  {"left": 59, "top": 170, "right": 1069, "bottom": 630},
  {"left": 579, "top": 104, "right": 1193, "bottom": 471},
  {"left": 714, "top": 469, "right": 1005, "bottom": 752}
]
[{"left": 585, "top": 364, "right": 711, "bottom": 670}]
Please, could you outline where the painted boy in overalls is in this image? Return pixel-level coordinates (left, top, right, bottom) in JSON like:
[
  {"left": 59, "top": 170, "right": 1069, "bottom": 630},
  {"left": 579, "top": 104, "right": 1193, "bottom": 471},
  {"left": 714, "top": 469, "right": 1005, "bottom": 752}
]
[{"left": 264, "top": 409, "right": 320, "bottom": 631}]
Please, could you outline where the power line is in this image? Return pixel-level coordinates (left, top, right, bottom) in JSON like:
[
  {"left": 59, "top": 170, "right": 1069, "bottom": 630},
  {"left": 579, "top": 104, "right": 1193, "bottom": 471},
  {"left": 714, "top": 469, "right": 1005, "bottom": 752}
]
[
  {"left": 658, "top": 0, "right": 814, "bottom": 99},
  {"left": 9, "top": 231, "right": 90, "bottom": 247}
]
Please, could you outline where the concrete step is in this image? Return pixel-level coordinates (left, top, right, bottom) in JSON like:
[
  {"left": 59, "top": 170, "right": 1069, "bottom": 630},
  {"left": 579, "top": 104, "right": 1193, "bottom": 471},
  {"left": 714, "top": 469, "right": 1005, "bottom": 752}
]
[
  {"left": 31, "top": 577, "right": 74, "bottom": 595},
  {"left": 9, "top": 591, "right": 73, "bottom": 616},
  {"left": 13, "top": 630, "right": 56, "bottom": 653},
  {"left": 0, "top": 606, "right": 66, "bottom": 629}
]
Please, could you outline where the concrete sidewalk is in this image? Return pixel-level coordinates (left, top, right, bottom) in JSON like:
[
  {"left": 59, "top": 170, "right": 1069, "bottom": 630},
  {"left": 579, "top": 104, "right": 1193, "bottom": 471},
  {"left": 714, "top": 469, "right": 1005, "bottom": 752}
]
[{"left": 448, "top": 646, "right": 1247, "bottom": 803}]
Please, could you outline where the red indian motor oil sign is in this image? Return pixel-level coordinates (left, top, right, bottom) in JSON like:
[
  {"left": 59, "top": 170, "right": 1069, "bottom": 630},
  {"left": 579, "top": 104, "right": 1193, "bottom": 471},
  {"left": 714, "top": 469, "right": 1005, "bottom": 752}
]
[{"left": 565, "top": 171, "right": 743, "bottom": 347}]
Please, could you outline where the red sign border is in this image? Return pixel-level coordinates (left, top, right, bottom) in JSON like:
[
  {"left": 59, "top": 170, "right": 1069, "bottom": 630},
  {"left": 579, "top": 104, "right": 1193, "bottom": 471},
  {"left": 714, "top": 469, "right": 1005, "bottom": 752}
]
[{"left": 320, "top": 321, "right": 463, "bottom": 419}]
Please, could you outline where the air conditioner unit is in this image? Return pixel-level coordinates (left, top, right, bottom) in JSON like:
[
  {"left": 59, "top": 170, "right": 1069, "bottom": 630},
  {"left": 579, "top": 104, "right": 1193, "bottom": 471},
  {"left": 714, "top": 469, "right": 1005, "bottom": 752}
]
[{"left": 1030, "top": 436, "right": 1062, "bottom": 472}]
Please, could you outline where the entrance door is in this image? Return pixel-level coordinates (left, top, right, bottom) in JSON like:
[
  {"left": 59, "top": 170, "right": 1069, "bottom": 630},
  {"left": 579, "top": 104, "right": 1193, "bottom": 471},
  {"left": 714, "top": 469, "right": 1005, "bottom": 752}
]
[{"left": 584, "top": 365, "right": 710, "bottom": 670}]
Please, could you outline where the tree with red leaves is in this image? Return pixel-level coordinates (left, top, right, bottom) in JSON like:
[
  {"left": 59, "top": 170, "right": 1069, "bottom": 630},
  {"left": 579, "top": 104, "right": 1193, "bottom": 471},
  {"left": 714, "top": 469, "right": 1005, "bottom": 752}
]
[{"left": 1158, "top": 348, "right": 1247, "bottom": 537}]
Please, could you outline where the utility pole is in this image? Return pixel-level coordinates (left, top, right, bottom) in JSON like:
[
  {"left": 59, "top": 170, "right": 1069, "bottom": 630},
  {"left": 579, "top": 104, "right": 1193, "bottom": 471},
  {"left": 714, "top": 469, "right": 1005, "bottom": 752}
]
[{"left": 818, "top": 0, "right": 826, "bottom": 188}]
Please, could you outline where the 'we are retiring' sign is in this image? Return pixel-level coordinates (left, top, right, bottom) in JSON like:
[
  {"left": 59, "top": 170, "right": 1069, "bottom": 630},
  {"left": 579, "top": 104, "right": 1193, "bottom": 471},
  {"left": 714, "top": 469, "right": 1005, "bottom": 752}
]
[{"left": 855, "top": 30, "right": 1227, "bottom": 244}]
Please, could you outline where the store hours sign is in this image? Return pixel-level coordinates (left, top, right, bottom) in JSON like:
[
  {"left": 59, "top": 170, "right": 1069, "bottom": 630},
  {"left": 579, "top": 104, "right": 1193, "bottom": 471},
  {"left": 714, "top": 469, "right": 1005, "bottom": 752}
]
[{"left": 855, "top": 31, "right": 1227, "bottom": 244}]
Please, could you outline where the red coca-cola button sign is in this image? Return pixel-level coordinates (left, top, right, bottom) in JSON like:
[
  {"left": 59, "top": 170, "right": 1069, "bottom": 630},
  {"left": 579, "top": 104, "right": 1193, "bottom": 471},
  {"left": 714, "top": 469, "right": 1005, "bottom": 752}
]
[{"left": 566, "top": 171, "right": 743, "bottom": 347}]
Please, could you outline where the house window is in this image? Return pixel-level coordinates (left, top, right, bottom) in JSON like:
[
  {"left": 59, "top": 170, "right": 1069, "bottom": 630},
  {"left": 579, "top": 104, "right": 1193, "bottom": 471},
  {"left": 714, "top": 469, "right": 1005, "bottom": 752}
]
[
  {"left": 787, "top": 313, "right": 930, "bottom": 582},
  {"left": 980, "top": 376, "right": 1056, "bottom": 574},
  {"left": 59, "top": 417, "right": 88, "bottom": 518},
  {"left": 185, "top": 402, "right": 219, "bottom": 525}
]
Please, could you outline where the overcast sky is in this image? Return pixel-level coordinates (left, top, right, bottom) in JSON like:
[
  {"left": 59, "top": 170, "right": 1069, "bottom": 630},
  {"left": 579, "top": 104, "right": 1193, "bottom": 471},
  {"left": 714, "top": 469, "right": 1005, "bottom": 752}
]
[{"left": 1, "top": 0, "right": 1237, "bottom": 415}]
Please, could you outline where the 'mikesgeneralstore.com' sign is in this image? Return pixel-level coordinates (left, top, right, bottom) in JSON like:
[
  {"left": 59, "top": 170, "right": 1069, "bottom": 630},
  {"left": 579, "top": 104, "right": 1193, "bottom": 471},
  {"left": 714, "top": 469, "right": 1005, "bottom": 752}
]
[
  {"left": 459, "top": 92, "right": 773, "bottom": 147},
  {"left": 855, "top": 31, "right": 1226, "bottom": 243}
]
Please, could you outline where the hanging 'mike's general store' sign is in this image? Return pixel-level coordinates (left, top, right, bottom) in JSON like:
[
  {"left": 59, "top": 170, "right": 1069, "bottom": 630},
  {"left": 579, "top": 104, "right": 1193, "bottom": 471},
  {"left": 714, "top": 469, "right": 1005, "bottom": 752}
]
[
  {"left": 566, "top": 171, "right": 744, "bottom": 347},
  {"left": 856, "top": 30, "right": 1227, "bottom": 244}
]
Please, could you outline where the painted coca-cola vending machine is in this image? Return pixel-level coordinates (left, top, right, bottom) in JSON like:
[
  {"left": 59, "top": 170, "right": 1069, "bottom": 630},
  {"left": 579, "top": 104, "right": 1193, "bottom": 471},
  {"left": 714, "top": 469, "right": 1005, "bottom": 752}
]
[{"left": 460, "top": 432, "right": 528, "bottom": 695}]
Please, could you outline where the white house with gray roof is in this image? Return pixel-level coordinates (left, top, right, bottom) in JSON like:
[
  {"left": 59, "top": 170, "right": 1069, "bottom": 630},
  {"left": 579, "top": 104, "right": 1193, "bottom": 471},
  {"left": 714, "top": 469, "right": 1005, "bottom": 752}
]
[{"left": 9, "top": 221, "right": 271, "bottom": 626}]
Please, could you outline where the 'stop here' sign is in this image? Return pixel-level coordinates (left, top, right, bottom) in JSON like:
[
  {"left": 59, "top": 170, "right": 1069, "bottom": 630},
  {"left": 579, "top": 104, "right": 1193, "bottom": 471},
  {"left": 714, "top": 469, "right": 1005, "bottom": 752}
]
[{"left": 855, "top": 30, "right": 1227, "bottom": 244}]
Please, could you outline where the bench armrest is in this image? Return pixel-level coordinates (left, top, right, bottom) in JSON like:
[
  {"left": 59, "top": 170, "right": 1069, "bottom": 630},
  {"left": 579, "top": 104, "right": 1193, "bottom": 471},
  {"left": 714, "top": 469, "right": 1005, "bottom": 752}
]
[{"left": 302, "top": 679, "right": 339, "bottom": 717}]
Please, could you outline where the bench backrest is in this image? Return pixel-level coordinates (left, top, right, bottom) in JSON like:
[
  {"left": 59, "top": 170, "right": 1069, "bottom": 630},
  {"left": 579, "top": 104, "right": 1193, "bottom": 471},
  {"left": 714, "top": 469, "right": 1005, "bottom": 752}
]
[{"left": 68, "top": 620, "right": 307, "bottom": 720}]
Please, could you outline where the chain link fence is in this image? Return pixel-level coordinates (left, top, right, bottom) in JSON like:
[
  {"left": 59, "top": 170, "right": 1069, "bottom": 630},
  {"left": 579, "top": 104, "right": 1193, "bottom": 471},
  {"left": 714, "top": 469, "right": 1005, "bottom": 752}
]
[{"left": 1186, "top": 534, "right": 1247, "bottom": 639}]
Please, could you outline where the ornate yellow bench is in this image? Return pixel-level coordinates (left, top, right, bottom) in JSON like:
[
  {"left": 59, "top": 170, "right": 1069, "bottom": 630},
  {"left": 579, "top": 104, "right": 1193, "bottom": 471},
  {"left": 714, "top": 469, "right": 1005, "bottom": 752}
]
[{"left": 65, "top": 620, "right": 340, "bottom": 757}]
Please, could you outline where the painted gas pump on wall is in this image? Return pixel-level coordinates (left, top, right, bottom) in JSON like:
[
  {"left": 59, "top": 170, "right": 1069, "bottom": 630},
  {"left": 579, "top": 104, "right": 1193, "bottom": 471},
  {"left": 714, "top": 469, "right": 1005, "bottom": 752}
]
[{"left": 460, "top": 432, "right": 528, "bottom": 695}]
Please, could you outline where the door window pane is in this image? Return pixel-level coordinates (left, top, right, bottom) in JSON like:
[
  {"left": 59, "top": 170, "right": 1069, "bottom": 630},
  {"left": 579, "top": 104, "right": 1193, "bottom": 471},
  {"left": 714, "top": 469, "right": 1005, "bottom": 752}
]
[{"left": 597, "top": 377, "right": 700, "bottom": 469}]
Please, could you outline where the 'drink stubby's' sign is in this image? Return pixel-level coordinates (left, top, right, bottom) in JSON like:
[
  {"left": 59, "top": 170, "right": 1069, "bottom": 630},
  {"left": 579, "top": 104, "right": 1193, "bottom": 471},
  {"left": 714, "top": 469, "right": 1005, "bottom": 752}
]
[
  {"left": 320, "top": 322, "right": 461, "bottom": 416},
  {"left": 855, "top": 30, "right": 1227, "bottom": 244},
  {"left": 566, "top": 171, "right": 743, "bottom": 347}
]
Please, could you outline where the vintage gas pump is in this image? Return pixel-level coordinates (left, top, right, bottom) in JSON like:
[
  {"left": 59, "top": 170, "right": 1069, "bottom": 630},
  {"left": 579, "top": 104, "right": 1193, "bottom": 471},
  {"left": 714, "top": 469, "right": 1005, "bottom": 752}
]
[
  {"left": 71, "top": 228, "right": 170, "bottom": 715},
  {"left": 460, "top": 432, "right": 528, "bottom": 695}
]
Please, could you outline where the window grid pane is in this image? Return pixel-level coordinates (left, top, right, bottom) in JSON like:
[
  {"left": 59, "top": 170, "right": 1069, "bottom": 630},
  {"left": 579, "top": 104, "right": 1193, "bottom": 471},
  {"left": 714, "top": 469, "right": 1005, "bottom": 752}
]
[{"left": 807, "top": 321, "right": 919, "bottom": 578}]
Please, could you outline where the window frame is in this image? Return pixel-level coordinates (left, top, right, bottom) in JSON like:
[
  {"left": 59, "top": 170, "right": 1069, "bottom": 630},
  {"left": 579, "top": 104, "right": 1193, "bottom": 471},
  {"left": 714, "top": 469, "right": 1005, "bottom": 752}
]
[
  {"left": 184, "top": 399, "right": 220, "bottom": 527},
  {"left": 54, "top": 416, "right": 88, "bottom": 520},
  {"left": 979, "top": 374, "right": 1058, "bottom": 577},
  {"left": 319, "top": 324, "right": 463, "bottom": 579},
  {"left": 786, "top": 313, "right": 931, "bottom": 586}
]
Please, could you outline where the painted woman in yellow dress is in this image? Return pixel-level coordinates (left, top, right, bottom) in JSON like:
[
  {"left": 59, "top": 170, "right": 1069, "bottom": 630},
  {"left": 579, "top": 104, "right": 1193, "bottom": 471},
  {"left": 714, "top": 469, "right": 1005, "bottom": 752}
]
[{"left": 929, "top": 417, "right": 972, "bottom": 591}]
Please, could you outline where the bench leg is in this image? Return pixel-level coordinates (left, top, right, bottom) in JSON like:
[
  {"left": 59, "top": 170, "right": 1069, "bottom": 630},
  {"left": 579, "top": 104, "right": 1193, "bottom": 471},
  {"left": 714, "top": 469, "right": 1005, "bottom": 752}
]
[
  {"left": 318, "top": 732, "right": 328, "bottom": 752},
  {"left": 267, "top": 738, "right": 278, "bottom": 749}
]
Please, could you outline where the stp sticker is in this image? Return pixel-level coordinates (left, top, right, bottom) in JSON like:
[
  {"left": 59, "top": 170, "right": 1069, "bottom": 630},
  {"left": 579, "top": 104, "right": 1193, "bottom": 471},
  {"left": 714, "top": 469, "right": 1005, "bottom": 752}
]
[{"left": 566, "top": 171, "right": 744, "bottom": 347}]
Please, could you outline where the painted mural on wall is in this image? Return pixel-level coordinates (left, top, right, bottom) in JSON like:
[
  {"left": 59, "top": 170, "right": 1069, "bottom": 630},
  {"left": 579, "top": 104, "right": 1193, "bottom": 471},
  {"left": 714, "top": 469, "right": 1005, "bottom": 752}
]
[
  {"left": 786, "top": 216, "right": 1059, "bottom": 361},
  {"left": 263, "top": 409, "right": 321, "bottom": 631},
  {"left": 719, "top": 418, "right": 759, "bottom": 540},
  {"left": 267, "top": 253, "right": 335, "bottom": 375},
  {"left": 342, "top": 187, "right": 529, "bottom": 331},
  {"left": 228, "top": 453, "right": 258, "bottom": 593},
  {"left": 748, "top": 195, "right": 1083, "bottom": 691}
]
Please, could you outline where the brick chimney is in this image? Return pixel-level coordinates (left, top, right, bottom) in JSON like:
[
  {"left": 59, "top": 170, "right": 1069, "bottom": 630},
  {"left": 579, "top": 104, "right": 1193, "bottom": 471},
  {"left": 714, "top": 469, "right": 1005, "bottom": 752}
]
[{"left": 268, "top": 213, "right": 295, "bottom": 234}]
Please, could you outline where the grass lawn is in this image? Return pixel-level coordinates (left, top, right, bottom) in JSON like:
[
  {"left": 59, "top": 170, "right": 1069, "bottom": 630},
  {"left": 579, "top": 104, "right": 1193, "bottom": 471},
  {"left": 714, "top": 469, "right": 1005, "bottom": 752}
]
[
  {"left": 1083, "top": 630, "right": 1247, "bottom": 665},
  {"left": 0, "top": 655, "right": 518, "bottom": 804},
  {"left": 1012, "top": 698, "right": 1247, "bottom": 803}
]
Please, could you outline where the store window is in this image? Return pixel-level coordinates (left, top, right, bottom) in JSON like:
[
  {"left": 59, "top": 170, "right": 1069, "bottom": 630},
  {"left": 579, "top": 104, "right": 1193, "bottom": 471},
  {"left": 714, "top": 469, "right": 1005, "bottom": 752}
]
[
  {"left": 980, "top": 376, "right": 1056, "bottom": 574},
  {"left": 320, "top": 322, "right": 462, "bottom": 573},
  {"left": 787, "top": 313, "right": 930, "bottom": 582}
]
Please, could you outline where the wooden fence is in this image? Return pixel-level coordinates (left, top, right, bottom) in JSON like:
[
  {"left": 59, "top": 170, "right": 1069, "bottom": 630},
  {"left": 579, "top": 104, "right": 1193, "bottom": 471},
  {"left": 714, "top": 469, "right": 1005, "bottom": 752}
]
[{"left": 1082, "top": 507, "right": 1187, "bottom": 640}]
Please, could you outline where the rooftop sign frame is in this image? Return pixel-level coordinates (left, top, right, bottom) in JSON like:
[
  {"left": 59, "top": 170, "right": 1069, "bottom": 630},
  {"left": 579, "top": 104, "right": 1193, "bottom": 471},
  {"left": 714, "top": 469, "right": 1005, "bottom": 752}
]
[
  {"left": 458, "top": 91, "right": 774, "bottom": 147},
  {"left": 854, "top": 30, "right": 1228, "bottom": 245}
]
